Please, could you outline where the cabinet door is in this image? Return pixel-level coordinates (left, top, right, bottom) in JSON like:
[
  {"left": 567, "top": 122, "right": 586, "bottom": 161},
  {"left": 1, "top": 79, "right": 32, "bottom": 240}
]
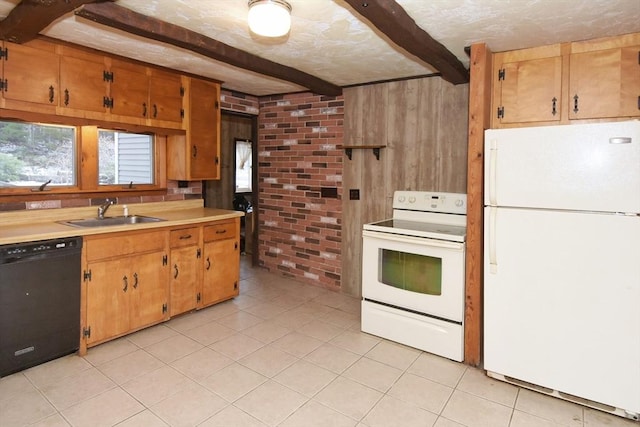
[
  {"left": 110, "top": 61, "right": 149, "bottom": 120},
  {"left": 129, "top": 251, "right": 169, "bottom": 330},
  {"left": 59, "top": 54, "right": 109, "bottom": 113},
  {"left": 189, "top": 79, "right": 221, "bottom": 179},
  {"left": 170, "top": 246, "right": 200, "bottom": 316},
  {"left": 148, "top": 70, "right": 183, "bottom": 124},
  {"left": 202, "top": 238, "right": 239, "bottom": 306},
  {"left": 496, "top": 56, "right": 562, "bottom": 124},
  {"left": 2, "top": 42, "right": 59, "bottom": 108},
  {"left": 569, "top": 46, "right": 640, "bottom": 119},
  {"left": 85, "top": 258, "right": 130, "bottom": 345}
]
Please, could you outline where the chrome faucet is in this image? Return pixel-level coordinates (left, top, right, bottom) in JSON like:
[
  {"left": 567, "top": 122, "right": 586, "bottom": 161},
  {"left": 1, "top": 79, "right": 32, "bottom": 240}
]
[{"left": 97, "top": 199, "right": 115, "bottom": 219}]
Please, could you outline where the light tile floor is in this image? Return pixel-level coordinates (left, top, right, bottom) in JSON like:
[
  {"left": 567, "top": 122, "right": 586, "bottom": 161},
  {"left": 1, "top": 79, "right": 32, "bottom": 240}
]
[{"left": 0, "top": 256, "right": 637, "bottom": 427}]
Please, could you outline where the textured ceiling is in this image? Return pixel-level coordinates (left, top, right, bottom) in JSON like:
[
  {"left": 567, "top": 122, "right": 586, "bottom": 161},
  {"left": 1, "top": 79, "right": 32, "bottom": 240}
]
[{"left": 0, "top": 0, "right": 639, "bottom": 96}]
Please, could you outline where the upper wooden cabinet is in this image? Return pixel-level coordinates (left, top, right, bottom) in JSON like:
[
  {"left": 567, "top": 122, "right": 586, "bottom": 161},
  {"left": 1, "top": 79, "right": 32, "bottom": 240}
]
[
  {"left": 148, "top": 69, "right": 184, "bottom": 126},
  {"left": 59, "top": 48, "right": 110, "bottom": 115},
  {"left": 491, "top": 33, "right": 640, "bottom": 128},
  {"left": 569, "top": 46, "right": 640, "bottom": 120},
  {"left": 110, "top": 59, "right": 150, "bottom": 120},
  {"left": 167, "top": 77, "right": 221, "bottom": 181},
  {"left": 0, "top": 40, "right": 60, "bottom": 114}
]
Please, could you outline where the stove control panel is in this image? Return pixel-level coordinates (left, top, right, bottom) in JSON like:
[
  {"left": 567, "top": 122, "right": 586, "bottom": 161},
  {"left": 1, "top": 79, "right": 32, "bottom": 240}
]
[{"left": 393, "top": 191, "right": 467, "bottom": 214}]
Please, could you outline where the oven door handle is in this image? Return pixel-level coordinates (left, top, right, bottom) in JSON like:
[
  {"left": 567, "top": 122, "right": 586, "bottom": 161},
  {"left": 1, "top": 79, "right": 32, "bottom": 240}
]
[{"left": 363, "top": 230, "right": 464, "bottom": 250}]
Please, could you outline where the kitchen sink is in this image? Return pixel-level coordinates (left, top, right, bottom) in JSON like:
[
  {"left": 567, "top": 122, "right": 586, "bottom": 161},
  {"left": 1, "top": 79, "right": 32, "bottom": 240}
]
[{"left": 61, "top": 215, "right": 165, "bottom": 228}]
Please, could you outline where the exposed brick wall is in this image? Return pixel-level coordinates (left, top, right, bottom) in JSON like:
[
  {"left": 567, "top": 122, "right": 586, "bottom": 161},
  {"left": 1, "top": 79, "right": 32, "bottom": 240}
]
[
  {"left": 220, "top": 89, "right": 260, "bottom": 115},
  {"left": 257, "top": 92, "right": 344, "bottom": 291}
]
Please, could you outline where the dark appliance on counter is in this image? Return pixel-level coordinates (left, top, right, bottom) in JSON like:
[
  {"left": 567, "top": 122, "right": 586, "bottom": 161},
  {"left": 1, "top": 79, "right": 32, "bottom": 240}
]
[{"left": 0, "top": 236, "right": 82, "bottom": 377}]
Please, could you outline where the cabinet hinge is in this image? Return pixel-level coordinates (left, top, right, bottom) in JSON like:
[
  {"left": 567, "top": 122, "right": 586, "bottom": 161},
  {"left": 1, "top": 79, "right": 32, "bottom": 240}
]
[
  {"left": 0, "top": 47, "right": 8, "bottom": 60},
  {"left": 234, "top": 242, "right": 238, "bottom": 250},
  {"left": 215, "top": 156, "right": 219, "bottom": 165},
  {"left": 180, "top": 108, "right": 185, "bottom": 119},
  {"left": 83, "top": 327, "right": 91, "bottom": 339},
  {"left": 162, "top": 254, "right": 168, "bottom": 266},
  {"left": 162, "top": 303, "right": 167, "bottom": 314},
  {"left": 103, "top": 71, "right": 114, "bottom": 82},
  {"left": 196, "top": 292, "right": 201, "bottom": 303},
  {"left": 197, "top": 248, "right": 201, "bottom": 258},
  {"left": 498, "top": 68, "right": 505, "bottom": 81},
  {"left": 0, "top": 79, "right": 7, "bottom": 92},
  {"left": 84, "top": 269, "right": 92, "bottom": 282},
  {"left": 180, "top": 86, "right": 185, "bottom": 96},
  {"left": 234, "top": 281, "right": 238, "bottom": 290},
  {"left": 103, "top": 96, "right": 114, "bottom": 109},
  {"left": 215, "top": 100, "right": 219, "bottom": 109},
  {"left": 497, "top": 106, "right": 504, "bottom": 119}
]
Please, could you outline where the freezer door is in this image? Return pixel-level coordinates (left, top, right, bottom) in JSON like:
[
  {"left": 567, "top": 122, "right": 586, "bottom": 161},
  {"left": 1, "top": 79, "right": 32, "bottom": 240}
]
[
  {"left": 484, "top": 207, "right": 640, "bottom": 414},
  {"left": 485, "top": 121, "right": 640, "bottom": 213}
]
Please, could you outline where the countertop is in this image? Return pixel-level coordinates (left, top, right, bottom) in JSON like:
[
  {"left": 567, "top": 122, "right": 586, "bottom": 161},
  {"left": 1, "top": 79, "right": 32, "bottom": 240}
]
[{"left": 0, "top": 200, "right": 243, "bottom": 245}]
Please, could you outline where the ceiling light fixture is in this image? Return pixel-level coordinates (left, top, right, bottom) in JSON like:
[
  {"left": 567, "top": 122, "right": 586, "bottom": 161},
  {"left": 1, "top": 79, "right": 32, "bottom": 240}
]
[{"left": 248, "top": 0, "right": 292, "bottom": 38}]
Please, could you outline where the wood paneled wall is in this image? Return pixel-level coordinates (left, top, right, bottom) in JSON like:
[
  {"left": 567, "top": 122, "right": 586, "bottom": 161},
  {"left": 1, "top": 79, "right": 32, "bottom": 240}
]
[{"left": 341, "top": 77, "right": 469, "bottom": 297}]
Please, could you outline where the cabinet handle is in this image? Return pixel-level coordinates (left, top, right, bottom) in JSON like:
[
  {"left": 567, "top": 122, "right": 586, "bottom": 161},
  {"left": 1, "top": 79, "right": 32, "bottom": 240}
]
[
  {"left": 133, "top": 272, "right": 138, "bottom": 289},
  {"left": 142, "top": 102, "right": 147, "bottom": 117},
  {"left": 48, "top": 86, "right": 54, "bottom": 104},
  {"left": 179, "top": 234, "right": 192, "bottom": 240},
  {"left": 551, "top": 97, "right": 557, "bottom": 116},
  {"left": 64, "top": 89, "right": 69, "bottom": 106},
  {"left": 192, "top": 145, "right": 197, "bottom": 158},
  {"left": 153, "top": 104, "right": 158, "bottom": 118},
  {"left": 216, "top": 229, "right": 227, "bottom": 235},
  {"left": 573, "top": 94, "right": 579, "bottom": 113},
  {"left": 122, "top": 275, "right": 128, "bottom": 292},
  {"left": 173, "top": 264, "right": 179, "bottom": 279},
  {"left": 206, "top": 257, "right": 211, "bottom": 270}
]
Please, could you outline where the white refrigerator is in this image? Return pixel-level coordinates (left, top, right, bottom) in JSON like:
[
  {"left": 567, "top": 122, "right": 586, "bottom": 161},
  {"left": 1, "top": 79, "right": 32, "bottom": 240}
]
[{"left": 483, "top": 120, "right": 640, "bottom": 420}]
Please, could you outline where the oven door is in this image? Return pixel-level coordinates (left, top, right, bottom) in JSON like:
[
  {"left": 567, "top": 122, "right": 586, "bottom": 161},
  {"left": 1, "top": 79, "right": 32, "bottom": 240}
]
[{"left": 362, "top": 229, "right": 465, "bottom": 322}]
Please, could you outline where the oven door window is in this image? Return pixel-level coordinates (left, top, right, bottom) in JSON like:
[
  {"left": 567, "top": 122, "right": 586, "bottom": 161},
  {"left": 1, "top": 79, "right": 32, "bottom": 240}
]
[{"left": 379, "top": 249, "right": 442, "bottom": 295}]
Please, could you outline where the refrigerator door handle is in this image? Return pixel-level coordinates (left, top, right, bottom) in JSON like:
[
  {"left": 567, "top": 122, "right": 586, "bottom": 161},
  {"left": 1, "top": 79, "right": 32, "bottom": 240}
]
[
  {"left": 489, "top": 206, "right": 497, "bottom": 274},
  {"left": 488, "top": 139, "right": 498, "bottom": 206},
  {"left": 609, "top": 137, "right": 632, "bottom": 144}
]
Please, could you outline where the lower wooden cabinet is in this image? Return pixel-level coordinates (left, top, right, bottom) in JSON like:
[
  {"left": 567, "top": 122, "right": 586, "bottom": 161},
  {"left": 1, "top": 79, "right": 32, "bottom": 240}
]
[
  {"left": 202, "top": 220, "right": 240, "bottom": 306},
  {"left": 169, "top": 226, "right": 201, "bottom": 317}
]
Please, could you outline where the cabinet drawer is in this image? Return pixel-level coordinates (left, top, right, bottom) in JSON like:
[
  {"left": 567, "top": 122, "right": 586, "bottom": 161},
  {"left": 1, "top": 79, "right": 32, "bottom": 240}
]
[
  {"left": 170, "top": 227, "right": 201, "bottom": 248},
  {"left": 204, "top": 220, "right": 237, "bottom": 242},
  {"left": 86, "top": 230, "right": 167, "bottom": 262}
]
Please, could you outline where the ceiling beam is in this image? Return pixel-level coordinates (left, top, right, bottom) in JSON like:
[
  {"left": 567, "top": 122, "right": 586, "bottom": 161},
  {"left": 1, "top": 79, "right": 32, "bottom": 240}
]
[
  {"left": 75, "top": 3, "right": 342, "bottom": 96},
  {"left": 343, "top": 0, "right": 469, "bottom": 85},
  {"left": 0, "top": 0, "right": 112, "bottom": 44}
]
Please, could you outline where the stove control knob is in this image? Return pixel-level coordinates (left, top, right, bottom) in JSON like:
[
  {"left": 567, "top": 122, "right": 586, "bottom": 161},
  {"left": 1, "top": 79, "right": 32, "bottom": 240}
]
[
  {"left": 398, "top": 196, "right": 406, "bottom": 203},
  {"left": 408, "top": 196, "right": 416, "bottom": 203},
  {"left": 455, "top": 199, "right": 464, "bottom": 207}
]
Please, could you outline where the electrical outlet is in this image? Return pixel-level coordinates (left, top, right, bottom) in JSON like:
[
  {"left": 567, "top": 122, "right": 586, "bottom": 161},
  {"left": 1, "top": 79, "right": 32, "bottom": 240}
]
[{"left": 349, "top": 189, "right": 360, "bottom": 200}]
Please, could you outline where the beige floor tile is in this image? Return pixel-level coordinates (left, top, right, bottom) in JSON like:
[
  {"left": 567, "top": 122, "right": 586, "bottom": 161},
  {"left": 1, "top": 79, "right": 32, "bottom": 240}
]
[
  {"left": 170, "top": 347, "right": 233, "bottom": 380},
  {"left": 270, "top": 309, "right": 316, "bottom": 329},
  {"left": 515, "top": 389, "right": 584, "bottom": 427},
  {"left": 239, "top": 344, "right": 299, "bottom": 377},
  {"left": 291, "top": 301, "right": 335, "bottom": 317},
  {"left": 116, "top": 410, "right": 169, "bottom": 427},
  {"left": 365, "top": 340, "right": 421, "bottom": 370},
  {"left": 182, "top": 320, "right": 235, "bottom": 345},
  {"left": 29, "top": 413, "right": 72, "bottom": 427},
  {"left": 584, "top": 407, "right": 639, "bottom": 426},
  {"left": 441, "top": 390, "right": 512, "bottom": 427},
  {"left": 271, "top": 331, "right": 324, "bottom": 357},
  {"left": 150, "top": 381, "right": 227, "bottom": 427},
  {"left": 408, "top": 352, "right": 467, "bottom": 388},
  {"left": 121, "top": 365, "right": 191, "bottom": 407},
  {"left": 200, "top": 362, "right": 267, "bottom": 402},
  {"left": 313, "top": 291, "right": 357, "bottom": 309},
  {"left": 144, "top": 334, "right": 203, "bottom": 363},
  {"left": 126, "top": 324, "right": 178, "bottom": 348},
  {"left": 330, "top": 330, "right": 380, "bottom": 355},
  {"left": 433, "top": 417, "right": 466, "bottom": 427},
  {"left": 343, "top": 357, "right": 403, "bottom": 392},
  {"left": 0, "top": 387, "right": 56, "bottom": 426},
  {"left": 97, "top": 349, "right": 165, "bottom": 385},
  {"left": 82, "top": 337, "right": 139, "bottom": 366},
  {"left": 240, "top": 301, "right": 289, "bottom": 319},
  {"left": 23, "top": 354, "right": 92, "bottom": 388},
  {"left": 39, "top": 367, "right": 115, "bottom": 410},
  {"left": 61, "top": 388, "right": 144, "bottom": 427},
  {"left": 279, "top": 400, "right": 357, "bottom": 427},
  {"left": 198, "top": 405, "right": 267, "bottom": 427},
  {"left": 269, "top": 293, "right": 308, "bottom": 310},
  {"left": 456, "top": 368, "right": 518, "bottom": 407},
  {"left": 209, "top": 333, "right": 265, "bottom": 360},
  {"left": 314, "top": 376, "right": 383, "bottom": 421},
  {"left": 227, "top": 293, "right": 262, "bottom": 310},
  {"left": 0, "top": 372, "right": 37, "bottom": 403},
  {"left": 321, "top": 308, "right": 360, "bottom": 329},
  {"left": 304, "top": 343, "right": 361, "bottom": 374},
  {"left": 198, "top": 300, "right": 240, "bottom": 320},
  {"left": 234, "top": 380, "right": 307, "bottom": 426},
  {"left": 363, "top": 395, "right": 439, "bottom": 427},
  {"left": 510, "top": 409, "right": 561, "bottom": 427},
  {"left": 388, "top": 373, "right": 454, "bottom": 414},
  {"left": 274, "top": 359, "right": 337, "bottom": 397},
  {"left": 217, "top": 310, "right": 264, "bottom": 331},
  {"left": 165, "top": 310, "right": 218, "bottom": 333},
  {"left": 242, "top": 320, "right": 292, "bottom": 344},
  {"left": 298, "top": 319, "right": 345, "bottom": 341}
]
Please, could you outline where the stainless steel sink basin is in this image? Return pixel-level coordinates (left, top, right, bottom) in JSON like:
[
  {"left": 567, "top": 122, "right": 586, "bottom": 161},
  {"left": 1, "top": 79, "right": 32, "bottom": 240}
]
[{"left": 61, "top": 215, "right": 165, "bottom": 228}]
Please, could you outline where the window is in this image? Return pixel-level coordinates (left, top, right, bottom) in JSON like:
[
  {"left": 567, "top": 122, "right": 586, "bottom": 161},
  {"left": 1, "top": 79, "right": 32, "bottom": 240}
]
[
  {"left": 0, "top": 121, "right": 76, "bottom": 188},
  {"left": 235, "top": 138, "right": 252, "bottom": 193},
  {"left": 98, "top": 130, "right": 154, "bottom": 185}
]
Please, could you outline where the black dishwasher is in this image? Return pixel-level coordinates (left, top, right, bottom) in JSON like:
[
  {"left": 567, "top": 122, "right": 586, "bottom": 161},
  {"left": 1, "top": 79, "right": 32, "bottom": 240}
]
[{"left": 0, "top": 236, "right": 82, "bottom": 377}]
